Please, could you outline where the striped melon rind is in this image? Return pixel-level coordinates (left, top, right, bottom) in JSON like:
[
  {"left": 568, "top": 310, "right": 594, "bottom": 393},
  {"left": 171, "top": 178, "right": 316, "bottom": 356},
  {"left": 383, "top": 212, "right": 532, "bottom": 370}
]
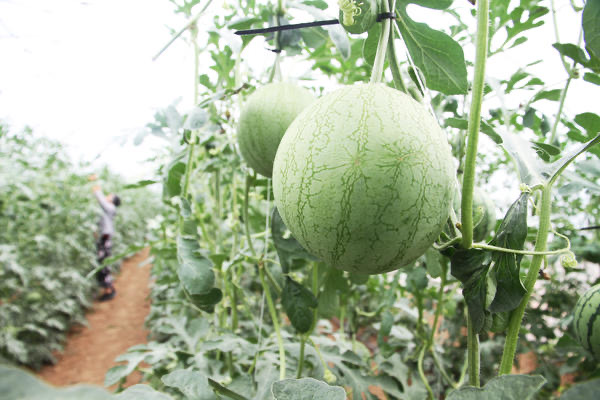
[
  {"left": 573, "top": 284, "right": 600, "bottom": 359},
  {"left": 273, "top": 84, "right": 456, "bottom": 275},
  {"left": 237, "top": 82, "right": 315, "bottom": 178}
]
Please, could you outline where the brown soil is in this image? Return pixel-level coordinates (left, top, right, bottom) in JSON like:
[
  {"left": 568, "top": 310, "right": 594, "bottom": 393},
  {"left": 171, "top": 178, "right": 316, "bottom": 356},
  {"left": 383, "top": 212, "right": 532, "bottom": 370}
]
[{"left": 37, "top": 249, "right": 152, "bottom": 389}]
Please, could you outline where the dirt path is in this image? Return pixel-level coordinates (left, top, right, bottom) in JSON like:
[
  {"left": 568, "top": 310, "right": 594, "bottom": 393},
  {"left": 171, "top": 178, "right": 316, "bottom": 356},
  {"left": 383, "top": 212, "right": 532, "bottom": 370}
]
[{"left": 37, "top": 248, "right": 152, "bottom": 389}]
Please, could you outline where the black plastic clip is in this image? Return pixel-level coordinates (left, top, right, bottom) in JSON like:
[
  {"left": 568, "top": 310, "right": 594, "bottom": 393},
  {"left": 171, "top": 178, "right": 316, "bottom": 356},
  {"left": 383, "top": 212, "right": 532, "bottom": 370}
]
[{"left": 376, "top": 12, "right": 396, "bottom": 22}]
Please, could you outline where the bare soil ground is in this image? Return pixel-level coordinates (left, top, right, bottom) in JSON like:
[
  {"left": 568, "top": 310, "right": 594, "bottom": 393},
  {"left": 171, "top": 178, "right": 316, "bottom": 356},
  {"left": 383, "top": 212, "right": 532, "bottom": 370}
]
[{"left": 37, "top": 249, "right": 152, "bottom": 390}]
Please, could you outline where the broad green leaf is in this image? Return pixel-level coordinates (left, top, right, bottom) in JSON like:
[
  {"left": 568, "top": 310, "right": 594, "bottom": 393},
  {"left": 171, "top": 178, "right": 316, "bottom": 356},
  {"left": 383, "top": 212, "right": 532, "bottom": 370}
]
[
  {"left": 318, "top": 270, "right": 342, "bottom": 318},
  {"left": 497, "top": 128, "right": 548, "bottom": 187},
  {"left": 582, "top": 0, "right": 600, "bottom": 58},
  {"left": 271, "top": 207, "right": 318, "bottom": 273},
  {"left": 560, "top": 379, "right": 600, "bottom": 399},
  {"left": 548, "top": 133, "right": 600, "bottom": 183},
  {"left": 377, "top": 310, "right": 394, "bottom": 356},
  {"left": 584, "top": 72, "right": 600, "bottom": 85},
  {"left": 408, "top": 0, "right": 452, "bottom": 9},
  {"left": 377, "top": 353, "right": 428, "bottom": 399},
  {"left": 105, "top": 349, "right": 148, "bottom": 386},
  {"left": 362, "top": 24, "right": 381, "bottom": 66},
  {"left": 575, "top": 112, "right": 600, "bottom": 134},
  {"left": 406, "top": 266, "right": 428, "bottom": 292},
  {"left": 451, "top": 248, "right": 489, "bottom": 284},
  {"left": 301, "top": 26, "right": 328, "bottom": 49},
  {"left": 114, "top": 385, "right": 174, "bottom": 400},
  {"left": 302, "top": 0, "right": 328, "bottom": 10},
  {"left": 451, "top": 248, "right": 491, "bottom": 333},
  {"left": 447, "top": 374, "right": 545, "bottom": 400},
  {"left": 281, "top": 277, "right": 318, "bottom": 333},
  {"left": 271, "top": 378, "right": 346, "bottom": 399},
  {"left": 310, "top": 339, "right": 372, "bottom": 400},
  {"left": 228, "top": 17, "right": 262, "bottom": 31},
  {"left": 165, "top": 161, "right": 186, "bottom": 198},
  {"left": 0, "top": 365, "right": 113, "bottom": 400},
  {"left": 104, "top": 365, "right": 129, "bottom": 387},
  {"left": 488, "top": 253, "right": 526, "bottom": 313},
  {"left": 553, "top": 43, "right": 600, "bottom": 72},
  {"left": 532, "top": 141, "right": 561, "bottom": 157},
  {"left": 189, "top": 288, "right": 223, "bottom": 307},
  {"left": 327, "top": 26, "right": 351, "bottom": 60},
  {"left": 348, "top": 272, "right": 369, "bottom": 285},
  {"left": 523, "top": 107, "right": 536, "bottom": 128},
  {"left": 488, "top": 193, "right": 528, "bottom": 313},
  {"left": 183, "top": 107, "right": 208, "bottom": 130},
  {"left": 578, "top": 159, "right": 600, "bottom": 176},
  {"left": 161, "top": 369, "right": 213, "bottom": 400},
  {"left": 444, "top": 117, "right": 502, "bottom": 144},
  {"left": 177, "top": 236, "right": 215, "bottom": 295},
  {"left": 503, "top": 6, "right": 548, "bottom": 49},
  {"left": 490, "top": 311, "right": 510, "bottom": 333},
  {"left": 289, "top": 2, "right": 350, "bottom": 59},
  {"left": 123, "top": 179, "right": 157, "bottom": 189},
  {"left": 181, "top": 217, "right": 196, "bottom": 236},
  {"left": 531, "top": 89, "right": 562, "bottom": 103},
  {"left": 395, "top": 1, "right": 468, "bottom": 95},
  {"left": 201, "top": 333, "right": 251, "bottom": 353},
  {"left": 490, "top": 192, "right": 529, "bottom": 252},
  {"left": 269, "top": 17, "right": 302, "bottom": 51}
]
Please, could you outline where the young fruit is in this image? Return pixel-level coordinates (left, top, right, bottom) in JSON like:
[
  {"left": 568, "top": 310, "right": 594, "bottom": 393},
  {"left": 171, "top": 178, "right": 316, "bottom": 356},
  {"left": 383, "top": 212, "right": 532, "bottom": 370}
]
[
  {"left": 237, "top": 82, "right": 315, "bottom": 178},
  {"left": 472, "top": 190, "right": 496, "bottom": 242},
  {"left": 452, "top": 188, "right": 496, "bottom": 242},
  {"left": 338, "top": 0, "right": 379, "bottom": 35},
  {"left": 273, "top": 84, "right": 456, "bottom": 275},
  {"left": 573, "top": 284, "right": 600, "bottom": 359}
]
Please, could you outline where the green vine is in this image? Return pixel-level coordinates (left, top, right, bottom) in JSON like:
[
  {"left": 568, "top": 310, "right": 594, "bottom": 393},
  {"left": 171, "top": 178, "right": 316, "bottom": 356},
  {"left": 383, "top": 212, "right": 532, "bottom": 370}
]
[
  {"left": 369, "top": 0, "right": 391, "bottom": 83},
  {"left": 499, "top": 183, "right": 553, "bottom": 375}
]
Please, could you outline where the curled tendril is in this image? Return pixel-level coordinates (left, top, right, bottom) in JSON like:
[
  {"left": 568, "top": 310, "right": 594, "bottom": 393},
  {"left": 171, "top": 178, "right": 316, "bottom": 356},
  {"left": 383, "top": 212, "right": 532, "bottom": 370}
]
[
  {"left": 560, "top": 251, "right": 578, "bottom": 268},
  {"left": 339, "top": 0, "right": 363, "bottom": 26},
  {"left": 519, "top": 183, "right": 532, "bottom": 193}
]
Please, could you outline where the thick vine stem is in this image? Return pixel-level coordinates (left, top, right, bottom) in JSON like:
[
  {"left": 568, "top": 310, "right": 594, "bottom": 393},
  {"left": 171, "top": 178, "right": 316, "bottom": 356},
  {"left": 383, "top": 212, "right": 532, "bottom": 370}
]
[
  {"left": 418, "top": 346, "right": 434, "bottom": 400},
  {"left": 297, "top": 336, "right": 306, "bottom": 378},
  {"left": 258, "top": 264, "right": 286, "bottom": 380},
  {"left": 385, "top": 0, "right": 407, "bottom": 92},
  {"left": 369, "top": 0, "right": 391, "bottom": 84},
  {"left": 467, "top": 313, "right": 480, "bottom": 387},
  {"left": 243, "top": 174, "right": 257, "bottom": 258},
  {"left": 208, "top": 378, "right": 249, "bottom": 400},
  {"left": 499, "top": 183, "right": 553, "bottom": 375},
  {"left": 152, "top": 0, "right": 214, "bottom": 61},
  {"left": 461, "top": 0, "right": 489, "bottom": 249},
  {"left": 298, "top": 263, "right": 320, "bottom": 378},
  {"left": 472, "top": 243, "right": 571, "bottom": 256},
  {"left": 177, "top": 24, "right": 200, "bottom": 234},
  {"left": 549, "top": 74, "right": 572, "bottom": 144},
  {"left": 429, "top": 262, "right": 447, "bottom": 345}
]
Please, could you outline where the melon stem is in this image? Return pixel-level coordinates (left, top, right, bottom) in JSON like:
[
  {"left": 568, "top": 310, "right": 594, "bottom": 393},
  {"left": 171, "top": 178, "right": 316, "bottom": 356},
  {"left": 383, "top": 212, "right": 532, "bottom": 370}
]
[
  {"left": 499, "top": 183, "right": 553, "bottom": 375},
  {"left": 461, "top": 0, "right": 489, "bottom": 250},
  {"left": 369, "top": 0, "right": 391, "bottom": 84},
  {"left": 462, "top": 0, "right": 489, "bottom": 387}
]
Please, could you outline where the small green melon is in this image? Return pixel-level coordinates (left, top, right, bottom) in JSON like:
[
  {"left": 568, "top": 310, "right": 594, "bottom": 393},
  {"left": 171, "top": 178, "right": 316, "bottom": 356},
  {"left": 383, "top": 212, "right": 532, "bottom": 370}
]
[
  {"left": 273, "top": 83, "right": 456, "bottom": 275},
  {"left": 237, "top": 83, "right": 315, "bottom": 177}
]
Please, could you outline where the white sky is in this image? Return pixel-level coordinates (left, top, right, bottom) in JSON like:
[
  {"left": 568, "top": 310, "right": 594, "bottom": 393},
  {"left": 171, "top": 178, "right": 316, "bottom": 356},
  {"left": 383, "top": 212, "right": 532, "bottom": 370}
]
[
  {"left": 0, "top": 0, "right": 598, "bottom": 183},
  {"left": 0, "top": 0, "right": 194, "bottom": 180}
]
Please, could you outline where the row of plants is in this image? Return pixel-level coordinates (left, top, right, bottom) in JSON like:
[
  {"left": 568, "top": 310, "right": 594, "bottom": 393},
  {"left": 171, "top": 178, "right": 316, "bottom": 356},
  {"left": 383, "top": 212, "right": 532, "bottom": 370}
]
[
  {"left": 0, "top": 123, "right": 161, "bottom": 369},
  {"left": 96, "top": 0, "right": 600, "bottom": 398}
]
